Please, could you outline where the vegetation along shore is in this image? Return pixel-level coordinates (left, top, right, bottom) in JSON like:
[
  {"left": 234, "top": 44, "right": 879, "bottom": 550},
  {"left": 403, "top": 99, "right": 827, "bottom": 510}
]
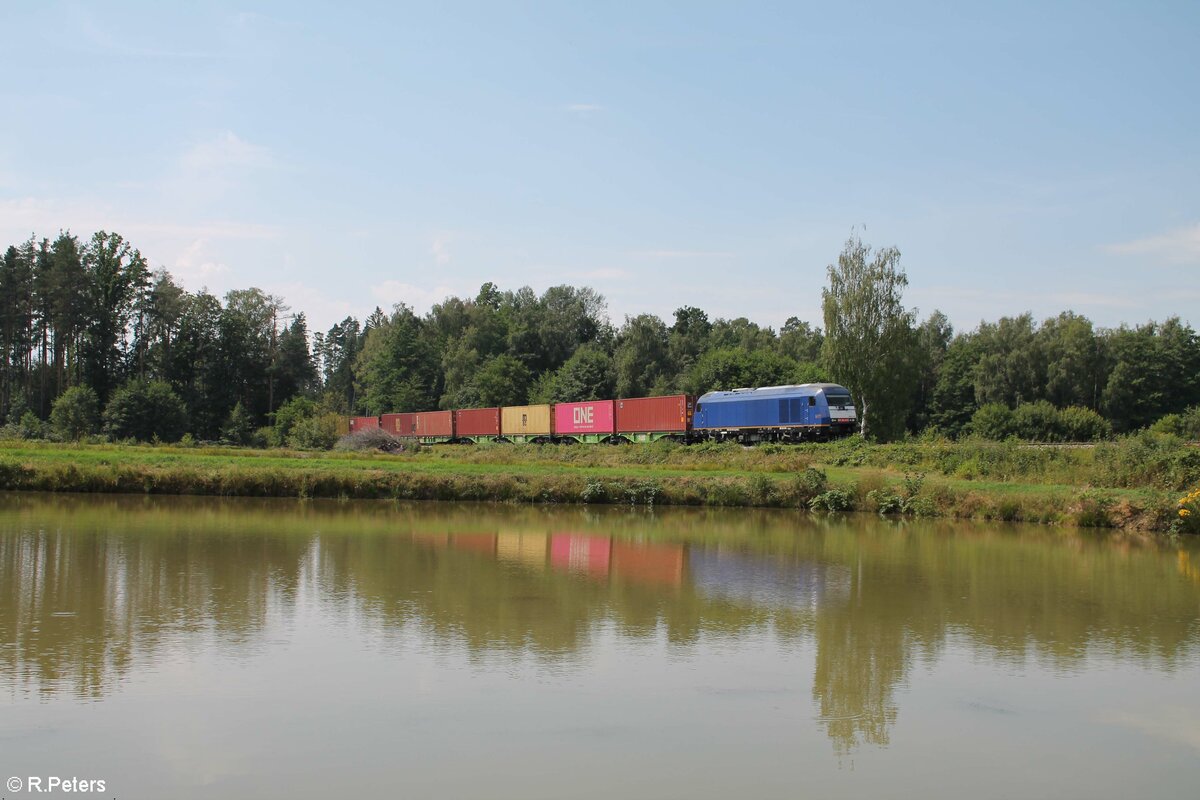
[{"left": 2, "top": 434, "right": 1197, "bottom": 533}]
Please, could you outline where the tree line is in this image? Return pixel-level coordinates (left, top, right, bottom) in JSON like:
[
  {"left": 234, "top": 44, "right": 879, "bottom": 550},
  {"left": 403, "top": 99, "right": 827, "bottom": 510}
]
[{"left": 2, "top": 230, "right": 1197, "bottom": 444}]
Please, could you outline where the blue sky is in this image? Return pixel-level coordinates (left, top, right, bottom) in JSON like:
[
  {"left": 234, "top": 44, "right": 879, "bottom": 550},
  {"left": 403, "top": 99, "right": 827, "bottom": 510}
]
[{"left": 2, "top": 1, "right": 1197, "bottom": 335}]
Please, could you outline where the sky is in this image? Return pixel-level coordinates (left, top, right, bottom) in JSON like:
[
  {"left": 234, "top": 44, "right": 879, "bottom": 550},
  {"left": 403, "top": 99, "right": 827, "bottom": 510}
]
[{"left": 1, "top": 1, "right": 1197, "bottom": 336}]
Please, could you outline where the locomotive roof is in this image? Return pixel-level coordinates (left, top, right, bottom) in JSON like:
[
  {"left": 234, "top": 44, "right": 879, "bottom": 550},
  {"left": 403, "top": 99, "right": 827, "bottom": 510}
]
[{"left": 696, "top": 383, "right": 851, "bottom": 403}]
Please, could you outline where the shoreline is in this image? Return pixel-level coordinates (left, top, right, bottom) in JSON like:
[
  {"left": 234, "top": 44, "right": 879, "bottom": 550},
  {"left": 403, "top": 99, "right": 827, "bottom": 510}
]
[{"left": 0, "top": 441, "right": 1184, "bottom": 532}]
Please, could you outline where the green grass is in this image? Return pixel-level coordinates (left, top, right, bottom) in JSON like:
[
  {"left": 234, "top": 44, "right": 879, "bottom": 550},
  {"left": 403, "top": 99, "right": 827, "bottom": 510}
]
[{"left": 0, "top": 438, "right": 1189, "bottom": 532}]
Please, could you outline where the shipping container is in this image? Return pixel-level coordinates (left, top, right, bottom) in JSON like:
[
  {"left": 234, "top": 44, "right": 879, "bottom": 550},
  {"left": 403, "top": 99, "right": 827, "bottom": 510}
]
[
  {"left": 549, "top": 534, "right": 611, "bottom": 578},
  {"left": 381, "top": 412, "right": 417, "bottom": 436},
  {"left": 348, "top": 415, "right": 380, "bottom": 432},
  {"left": 615, "top": 394, "right": 693, "bottom": 441},
  {"left": 413, "top": 410, "right": 453, "bottom": 439},
  {"left": 336, "top": 416, "right": 350, "bottom": 436},
  {"left": 500, "top": 404, "right": 553, "bottom": 442},
  {"left": 455, "top": 407, "right": 501, "bottom": 439},
  {"left": 553, "top": 400, "right": 615, "bottom": 442}
]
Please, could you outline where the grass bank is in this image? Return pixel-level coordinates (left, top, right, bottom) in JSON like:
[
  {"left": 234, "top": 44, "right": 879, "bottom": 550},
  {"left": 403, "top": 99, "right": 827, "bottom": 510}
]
[{"left": 1, "top": 436, "right": 1193, "bottom": 532}]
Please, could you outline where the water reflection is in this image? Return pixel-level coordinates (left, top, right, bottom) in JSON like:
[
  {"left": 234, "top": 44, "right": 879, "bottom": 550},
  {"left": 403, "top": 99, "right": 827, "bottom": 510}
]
[{"left": 2, "top": 492, "right": 1198, "bottom": 758}]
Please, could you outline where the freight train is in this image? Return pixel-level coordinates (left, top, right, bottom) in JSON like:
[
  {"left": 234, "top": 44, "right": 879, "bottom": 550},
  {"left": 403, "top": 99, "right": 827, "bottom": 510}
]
[{"left": 345, "top": 383, "right": 857, "bottom": 445}]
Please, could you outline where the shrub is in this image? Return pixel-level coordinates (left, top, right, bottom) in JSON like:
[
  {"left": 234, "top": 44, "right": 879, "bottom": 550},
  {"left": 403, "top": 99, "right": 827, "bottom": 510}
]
[
  {"left": 1151, "top": 406, "right": 1200, "bottom": 440},
  {"left": 221, "top": 402, "right": 255, "bottom": 446},
  {"left": 50, "top": 386, "right": 100, "bottom": 440},
  {"left": 272, "top": 396, "right": 317, "bottom": 445},
  {"left": 1058, "top": 406, "right": 1112, "bottom": 442},
  {"left": 103, "top": 380, "right": 188, "bottom": 442},
  {"left": 1176, "top": 485, "right": 1200, "bottom": 534},
  {"left": 18, "top": 410, "right": 47, "bottom": 440},
  {"left": 971, "top": 404, "right": 1017, "bottom": 440},
  {"left": 1012, "top": 401, "right": 1062, "bottom": 441},
  {"left": 790, "top": 467, "right": 828, "bottom": 505},
  {"left": 287, "top": 413, "right": 341, "bottom": 450},
  {"left": 810, "top": 487, "right": 853, "bottom": 512}
]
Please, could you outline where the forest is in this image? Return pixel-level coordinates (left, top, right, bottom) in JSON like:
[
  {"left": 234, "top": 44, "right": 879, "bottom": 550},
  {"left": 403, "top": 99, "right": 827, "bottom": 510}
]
[{"left": 2, "top": 229, "right": 1199, "bottom": 446}]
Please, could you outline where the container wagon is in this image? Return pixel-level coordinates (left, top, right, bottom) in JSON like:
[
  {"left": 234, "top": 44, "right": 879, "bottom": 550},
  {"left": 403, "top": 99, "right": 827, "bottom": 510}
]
[
  {"left": 381, "top": 412, "right": 416, "bottom": 437},
  {"left": 615, "top": 395, "right": 693, "bottom": 443},
  {"left": 348, "top": 415, "right": 381, "bottom": 433},
  {"left": 454, "top": 407, "right": 501, "bottom": 443},
  {"left": 553, "top": 400, "right": 616, "bottom": 444},
  {"left": 500, "top": 404, "right": 553, "bottom": 443},
  {"left": 692, "top": 383, "right": 856, "bottom": 442}
]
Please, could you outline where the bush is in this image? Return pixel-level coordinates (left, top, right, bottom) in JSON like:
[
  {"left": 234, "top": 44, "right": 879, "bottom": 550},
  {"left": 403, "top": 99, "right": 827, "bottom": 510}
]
[
  {"left": 810, "top": 487, "right": 853, "bottom": 512},
  {"left": 970, "top": 404, "right": 1017, "bottom": 440},
  {"left": 50, "top": 386, "right": 100, "bottom": 441},
  {"left": 273, "top": 396, "right": 317, "bottom": 445},
  {"left": 1012, "top": 401, "right": 1061, "bottom": 441},
  {"left": 287, "top": 413, "right": 341, "bottom": 450},
  {"left": 1151, "top": 406, "right": 1200, "bottom": 440},
  {"left": 1058, "top": 406, "right": 1112, "bottom": 442},
  {"left": 1175, "top": 485, "right": 1200, "bottom": 534},
  {"left": 221, "top": 402, "right": 255, "bottom": 446},
  {"left": 103, "top": 380, "right": 188, "bottom": 442}
]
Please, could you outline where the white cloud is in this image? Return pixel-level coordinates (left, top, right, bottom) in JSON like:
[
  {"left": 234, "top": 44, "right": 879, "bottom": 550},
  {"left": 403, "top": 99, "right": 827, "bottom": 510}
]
[
  {"left": 171, "top": 239, "right": 230, "bottom": 284},
  {"left": 371, "top": 279, "right": 469, "bottom": 314},
  {"left": 431, "top": 233, "right": 452, "bottom": 265},
  {"left": 633, "top": 249, "right": 736, "bottom": 259},
  {"left": 1104, "top": 223, "right": 1200, "bottom": 264},
  {"left": 564, "top": 103, "right": 602, "bottom": 113},
  {"left": 180, "top": 131, "right": 274, "bottom": 173}
]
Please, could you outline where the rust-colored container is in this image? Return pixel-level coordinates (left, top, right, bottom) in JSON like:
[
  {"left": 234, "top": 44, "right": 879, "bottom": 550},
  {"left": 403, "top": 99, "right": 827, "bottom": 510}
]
[
  {"left": 554, "top": 400, "right": 615, "bottom": 435},
  {"left": 455, "top": 407, "right": 501, "bottom": 437},
  {"left": 615, "top": 395, "right": 693, "bottom": 433},
  {"left": 336, "top": 416, "right": 350, "bottom": 436},
  {"left": 381, "top": 413, "right": 416, "bottom": 436},
  {"left": 348, "top": 415, "right": 380, "bottom": 432},
  {"left": 413, "top": 410, "right": 453, "bottom": 438},
  {"left": 501, "top": 404, "right": 553, "bottom": 438}
]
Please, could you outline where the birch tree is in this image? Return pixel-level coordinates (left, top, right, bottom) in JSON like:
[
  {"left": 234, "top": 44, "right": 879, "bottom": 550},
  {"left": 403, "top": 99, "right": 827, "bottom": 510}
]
[{"left": 821, "top": 233, "right": 917, "bottom": 440}]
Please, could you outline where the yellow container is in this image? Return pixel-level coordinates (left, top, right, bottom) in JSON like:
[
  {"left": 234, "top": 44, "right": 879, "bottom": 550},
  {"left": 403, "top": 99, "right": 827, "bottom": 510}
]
[{"left": 501, "top": 404, "right": 552, "bottom": 437}]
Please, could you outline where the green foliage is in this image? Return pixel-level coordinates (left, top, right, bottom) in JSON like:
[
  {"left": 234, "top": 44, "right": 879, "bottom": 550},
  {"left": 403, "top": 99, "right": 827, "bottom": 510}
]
[
  {"left": 1150, "top": 406, "right": 1200, "bottom": 440},
  {"left": 287, "top": 413, "right": 341, "bottom": 450},
  {"left": 531, "top": 344, "right": 614, "bottom": 403},
  {"left": 810, "top": 487, "right": 853, "bottom": 512},
  {"left": 221, "top": 402, "right": 255, "bottom": 446},
  {"left": 972, "top": 401, "right": 1112, "bottom": 442},
  {"left": 102, "top": 380, "right": 187, "bottom": 442},
  {"left": 50, "top": 386, "right": 100, "bottom": 440},
  {"left": 18, "top": 411, "right": 47, "bottom": 440},
  {"left": 272, "top": 396, "right": 317, "bottom": 444},
  {"left": 822, "top": 232, "right": 918, "bottom": 440},
  {"left": 684, "top": 347, "right": 806, "bottom": 395}
]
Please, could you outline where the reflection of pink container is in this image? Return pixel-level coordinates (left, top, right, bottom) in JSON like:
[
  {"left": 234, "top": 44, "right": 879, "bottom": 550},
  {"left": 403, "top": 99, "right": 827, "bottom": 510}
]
[
  {"left": 553, "top": 400, "right": 615, "bottom": 435},
  {"left": 550, "top": 534, "right": 612, "bottom": 578}
]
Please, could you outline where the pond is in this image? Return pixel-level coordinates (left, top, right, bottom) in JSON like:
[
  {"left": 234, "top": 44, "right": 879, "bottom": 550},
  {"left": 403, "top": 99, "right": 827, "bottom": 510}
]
[{"left": 2, "top": 493, "right": 1198, "bottom": 799}]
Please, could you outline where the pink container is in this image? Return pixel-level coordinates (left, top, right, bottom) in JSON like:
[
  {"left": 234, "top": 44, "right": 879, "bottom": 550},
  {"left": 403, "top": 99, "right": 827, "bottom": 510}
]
[{"left": 553, "top": 400, "right": 615, "bottom": 436}]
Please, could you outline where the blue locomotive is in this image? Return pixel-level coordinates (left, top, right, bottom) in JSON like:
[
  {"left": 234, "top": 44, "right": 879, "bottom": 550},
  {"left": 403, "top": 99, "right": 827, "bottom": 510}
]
[{"left": 692, "top": 383, "right": 857, "bottom": 442}]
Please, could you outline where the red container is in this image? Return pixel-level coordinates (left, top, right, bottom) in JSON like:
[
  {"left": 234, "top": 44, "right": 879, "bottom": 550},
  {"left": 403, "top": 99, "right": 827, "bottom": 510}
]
[
  {"left": 615, "top": 395, "right": 693, "bottom": 433},
  {"left": 349, "top": 415, "right": 380, "bottom": 432},
  {"left": 550, "top": 534, "right": 611, "bottom": 578},
  {"left": 381, "top": 412, "right": 416, "bottom": 436},
  {"left": 455, "top": 407, "right": 501, "bottom": 437},
  {"left": 413, "top": 410, "right": 453, "bottom": 438},
  {"left": 553, "top": 400, "right": 615, "bottom": 435}
]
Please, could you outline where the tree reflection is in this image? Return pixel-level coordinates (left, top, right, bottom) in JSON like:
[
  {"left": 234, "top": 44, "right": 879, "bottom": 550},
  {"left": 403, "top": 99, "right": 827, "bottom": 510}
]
[{"left": 1, "top": 495, "right": 1197, "bottom": 754}]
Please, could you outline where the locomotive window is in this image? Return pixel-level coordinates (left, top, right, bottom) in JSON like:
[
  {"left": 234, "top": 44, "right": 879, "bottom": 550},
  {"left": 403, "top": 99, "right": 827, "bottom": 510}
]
[
  {"left": 808, "top": 397, "right": 816, "bottom": 407},
  {"left": 825, "top": 392, "right": 851, "bottom": 408}
]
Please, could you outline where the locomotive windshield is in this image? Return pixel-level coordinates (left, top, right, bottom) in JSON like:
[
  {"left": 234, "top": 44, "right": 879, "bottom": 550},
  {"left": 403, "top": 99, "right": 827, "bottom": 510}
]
[{"left": 823, "top": 391, "right": 852, "bottom": 408}]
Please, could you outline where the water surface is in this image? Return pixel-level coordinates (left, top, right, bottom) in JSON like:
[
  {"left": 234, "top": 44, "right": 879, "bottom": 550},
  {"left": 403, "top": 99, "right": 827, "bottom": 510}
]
[{"left": 2, "top": 493, "right": 1199, "bottom": 799}]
